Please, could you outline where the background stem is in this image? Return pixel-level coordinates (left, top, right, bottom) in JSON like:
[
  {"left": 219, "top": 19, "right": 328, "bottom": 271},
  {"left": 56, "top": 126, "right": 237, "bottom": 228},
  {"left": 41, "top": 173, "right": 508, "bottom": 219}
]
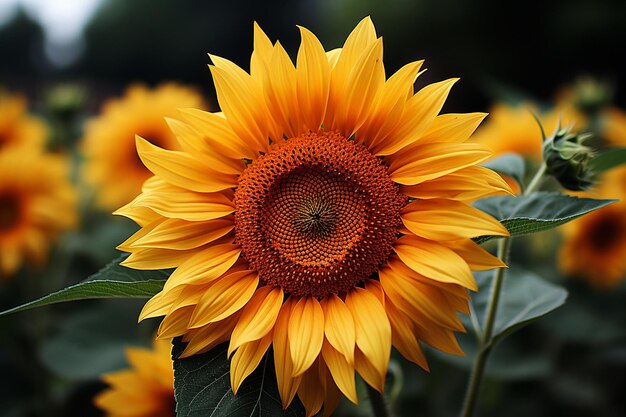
[{"left": 366, "top": 383, "right": 392, "bottom": 417}]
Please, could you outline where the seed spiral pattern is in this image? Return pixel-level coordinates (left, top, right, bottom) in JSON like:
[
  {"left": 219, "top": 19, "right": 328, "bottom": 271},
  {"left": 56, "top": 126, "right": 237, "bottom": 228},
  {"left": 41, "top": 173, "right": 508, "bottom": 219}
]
[{"left": 234, "top": 131, "right": 406, "bottom": 298}]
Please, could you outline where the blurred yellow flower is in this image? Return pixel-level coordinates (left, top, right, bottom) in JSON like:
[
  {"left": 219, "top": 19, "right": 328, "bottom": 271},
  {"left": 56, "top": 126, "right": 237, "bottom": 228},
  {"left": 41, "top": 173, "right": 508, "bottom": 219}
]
[
  {"left": 0, "top": 90, "right": 48, "bottom": 151},
  {"left": 94, "top": 338, "right": 175, "bottom": 417},
  {"left": 601, "top": 107, "right": 626, "bottom": 146},
  {"left": 116, "top": 18, "right": 511, "bottom": 416},
  {"left": 0, "top": 148, "right": 77, "bottom": 277},
  {"left": 81, "top": 83, "right": 204, "bottom": 211},
  {"left": 559, "top": 166, "right": 626, "bottom": 288},
  {"left": 472, "top": 102, "right": 587, "bottom": 161}
]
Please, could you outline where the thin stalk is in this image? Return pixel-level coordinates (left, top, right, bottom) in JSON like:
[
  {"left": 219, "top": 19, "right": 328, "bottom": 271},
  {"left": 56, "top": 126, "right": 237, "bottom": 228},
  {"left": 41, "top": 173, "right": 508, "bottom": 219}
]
[
  {"left": 366, "top": 383, "right": 392, "bottom": 417},
  {"left": 459, "top": 162, "right": 547, "bottom": 417}
]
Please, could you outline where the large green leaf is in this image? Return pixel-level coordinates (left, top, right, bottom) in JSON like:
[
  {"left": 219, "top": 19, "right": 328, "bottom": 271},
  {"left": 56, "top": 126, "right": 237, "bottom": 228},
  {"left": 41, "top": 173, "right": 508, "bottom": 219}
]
[
  {"left": 481, "top": 153, "right": 526, "bottom": 191},
  {"left": 470, "top": 268, "right": 568, "bottom": 345},
  {"left": 473, "top": 192, "right": 615, "bottom": 244},
  {"left": 0, "top": 255, "right": 169, "bottom": 317},
  {"left": 590, "top": 147, "right": 626, "bottom": 175},
  {"left": 173, "top": 339, "right": 305, "bottom": 417}
]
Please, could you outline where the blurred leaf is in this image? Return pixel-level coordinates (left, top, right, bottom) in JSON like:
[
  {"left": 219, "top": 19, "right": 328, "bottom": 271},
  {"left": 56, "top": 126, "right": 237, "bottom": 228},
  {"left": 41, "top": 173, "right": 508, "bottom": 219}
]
[
  {"left": 471, "top": 268, "right": 568, "bottom": 345},
  {"left": 590, "top": 147, "right": 626, "bottom": 175},
  {"left": 473, "top": 192, "right": 615, "bottom": 244},
  {"left": 38, "top": 300, "right": 151, "bottom": 380},
  {"left": 481, "top": 153, "right": 526, "bottom": 191},
  {"left": 0, "top": 255, "right": 169, "bottom": 317},
  {"left": 173, "top": 339, "right": 305, "bottom": 417}
]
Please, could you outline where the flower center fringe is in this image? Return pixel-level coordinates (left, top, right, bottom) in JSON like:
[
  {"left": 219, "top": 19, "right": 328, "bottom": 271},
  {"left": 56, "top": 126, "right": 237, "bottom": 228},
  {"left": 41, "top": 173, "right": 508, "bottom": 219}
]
[{"left": 234, "top": 131, "right": 406, "bottom": 298}]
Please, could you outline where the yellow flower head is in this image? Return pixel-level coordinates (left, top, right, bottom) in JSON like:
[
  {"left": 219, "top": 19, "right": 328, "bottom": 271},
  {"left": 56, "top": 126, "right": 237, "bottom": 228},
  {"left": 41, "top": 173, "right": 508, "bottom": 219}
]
[
  {"left": 116, "top": 18, "right": 512, "bottom": 416},
  {"left": 0, "top": 90, "right": 48, "bottom": 151},
  {"left": 81, "top": 83, "right": 204, "bottom": 210},
  {"left": 559, "top": 166, "right": 626, "bottom": 288},
  {"left": 472, "top": 102, "right": 587, "bottom": 161},
  {"left": 0, "top": 148, "right": 77, "bottom": 277},
  {"left": 94, "top": 338, "right": 175, "bottom": 417}
]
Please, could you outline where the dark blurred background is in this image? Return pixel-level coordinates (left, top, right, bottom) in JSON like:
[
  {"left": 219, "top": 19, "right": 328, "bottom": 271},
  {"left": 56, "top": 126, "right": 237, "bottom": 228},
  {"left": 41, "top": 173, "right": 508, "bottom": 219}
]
[{"left": 2, "top": 0, "right": 625, "bottom": 112}]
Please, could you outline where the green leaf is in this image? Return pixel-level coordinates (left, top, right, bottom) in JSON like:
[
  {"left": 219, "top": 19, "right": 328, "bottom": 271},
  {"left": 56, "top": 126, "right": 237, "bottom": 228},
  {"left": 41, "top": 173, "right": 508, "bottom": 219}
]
[
  {"left": 38, "top": 300, "right": 153, "bottom": 380},
  {"left": 590, "top": 147, "right": 626, "bottom": 175},
  {"left": 173, "top": 339, "right": 305, "bottom": 417},
  {"left": 473, "top": 192, "right": 615, "bottom": 244},
  {"left": 471, "top": 268, "right": 568, "bottom": 345},
  {"left": 0, "top": 255, "right": 169, "bottom": 317},
  {"left": 481, "top": 153, "right": 526, "bottom": 191}
]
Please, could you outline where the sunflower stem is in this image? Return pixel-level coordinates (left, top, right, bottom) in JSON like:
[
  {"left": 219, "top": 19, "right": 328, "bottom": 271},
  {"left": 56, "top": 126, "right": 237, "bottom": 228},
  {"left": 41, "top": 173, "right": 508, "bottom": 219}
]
[
  {"left": 459, "top": 162, "right": 547, "bottom": 417},
  {"left": 366, "top": 384, "right": 392, "bottom": 417}
]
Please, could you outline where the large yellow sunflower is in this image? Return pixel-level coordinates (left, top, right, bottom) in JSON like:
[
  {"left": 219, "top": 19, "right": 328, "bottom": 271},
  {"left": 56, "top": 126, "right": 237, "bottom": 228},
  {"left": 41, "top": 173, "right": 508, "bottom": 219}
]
[
  {"left": 559, "top": 166, "right": 626, "bottom": 288},
  {"left": 116, "top": 18, "right": 512, "bottom": 416},
  {"left": 0, "top": 148, "right": 76, "bottom": 277},
  {"left": 81, "top": 83, "right": 204, "bottom": 210},
  {"left": 94, "top": 338, "right": 175, "bottom": 417},
  {"left": 0, "top": 90, "right": 48, "bottom": 151}
]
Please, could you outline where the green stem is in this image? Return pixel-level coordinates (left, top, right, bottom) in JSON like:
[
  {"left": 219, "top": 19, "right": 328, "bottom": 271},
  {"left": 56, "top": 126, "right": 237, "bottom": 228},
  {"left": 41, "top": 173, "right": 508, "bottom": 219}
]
[
  {"left": 459, "top": 162, "right": 547, "bottom": 417},
  {"left": 366, "top": 383, "right": 392, "bottom": 417}
]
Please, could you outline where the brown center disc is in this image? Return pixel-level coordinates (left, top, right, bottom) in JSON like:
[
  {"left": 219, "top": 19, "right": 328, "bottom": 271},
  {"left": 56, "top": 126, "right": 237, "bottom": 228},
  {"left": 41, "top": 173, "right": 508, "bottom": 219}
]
[{"left": 234, "top": 131, "right": 406, "bottom": 298}]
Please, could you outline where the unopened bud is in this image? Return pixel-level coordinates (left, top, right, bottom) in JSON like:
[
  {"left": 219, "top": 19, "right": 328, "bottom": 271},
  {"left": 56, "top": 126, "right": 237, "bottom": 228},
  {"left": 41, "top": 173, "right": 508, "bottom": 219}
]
[{"left": 543, "top": 123, "right": 594, "bottom": 191}]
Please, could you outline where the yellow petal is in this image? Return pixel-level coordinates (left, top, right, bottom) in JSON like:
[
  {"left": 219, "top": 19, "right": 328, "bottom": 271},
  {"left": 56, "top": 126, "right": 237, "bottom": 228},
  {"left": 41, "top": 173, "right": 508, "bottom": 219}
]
[
  {"left": 379, "top": 261, "right": 465, "bottom": 331},
  {"left": 165, "top": 117, "right": 244, "bottom": 175},
  {"left": 273, "top": 298, "right": 302, "bottom": 409},
  {"left": 297, "top": 359, "right": 325, "bottom": 417},
  {"left": 401, "top": 199, "right": 509, "bottom": 241},
  {"left": 444, "top": 239, "right": 508, "bottom": 271},
  {"left": 417, "top": 112, "right": 487, "bottom": 145},
  {"left": 400, "top": 165, "right": 513, "bottom": 202},
  {"left": 209, "top": 62, "right": 270, "bottom": 152},
  {"left": 156, "top": 305, "right": 193, "bottom": 339},
  {"left": 229, "top": 286, "right": 283, "bottom": 355},
  {"left": 321, "top": 295, "right": 355, "bottom": 365},
  {"left": 296, "top": 25, "right": 330, "bottom": 132},
  {"left": 163, "top": 244, "right": 241, "bottom": 290},
  {"left": 288, "top": 296, "right": 325, "bottom": 376},
  {"left": 414, "top": 319, "right": 464, "bottom": 356},
  {"left": 188, "top": 270, "right": 259, "bottom": 328},
  {"left": 136, "top": 136, "right": 237, "bottom": 192},
  {"left": 394, "top": 235, "right": 476, "bottom": 290},
  {"left": 131, "top": 186, "right": 235, "bottom": 222},
  {"left": 333, "top": 37, "right": 385, "bottom": 136},
  {"left": 345, "top": 287, "right": 391, "bottom": 383},
  {"left": 250, "top": 21, "right": 273, "bottom": 78},
  {"left": 321, "top": 340, "right": 358, "bottom": 404},
  {"left": 385, "top": 299, "right": 429, "bottom": 370},
  {"left": 354, "top": 347, "right": 384, "bottom": 393},
  {"left": 139, "top": 286, "right": 185, "bottom": 321},
  {"left": 177, "top": 108, "right": 257, "bottom": 159},
  {"left": 180, "top": 314, "right": 239, "bottom": 358},
  {"left": 130, "top": 218, "right": 234, "bottom": 250},
  {"left": 230, "top": 333, "right": 272, "bottom": 394},
  {"left": 121, "top": 247, "right": 202, "bottom": 270},
  {"left": 361, "top": 60, "right": 424, "bottom": 149},
  {"left": 388, "top": 142, "right": 493, "bottom": 185},
  {"left": 373, "top": 78, "right": 458, "bottom": 155}
]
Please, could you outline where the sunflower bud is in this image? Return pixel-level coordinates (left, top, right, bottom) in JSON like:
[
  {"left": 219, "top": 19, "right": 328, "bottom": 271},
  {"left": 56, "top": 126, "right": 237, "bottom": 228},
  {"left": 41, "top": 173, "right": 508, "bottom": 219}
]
[{"left": 543, "top": 124, "right": 594, "bottom": 191}]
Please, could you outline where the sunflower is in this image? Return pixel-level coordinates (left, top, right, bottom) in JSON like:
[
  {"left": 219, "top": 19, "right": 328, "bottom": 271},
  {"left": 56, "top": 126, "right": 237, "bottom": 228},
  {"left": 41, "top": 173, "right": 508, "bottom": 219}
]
[
  {"left": 81, "top": 83, "right": 204, "bottom": 210},
  {"left": 559, "top": 166, "right": 626, "bottom": 288},
  {"left": 0, "top": 148, "right": 76, "bottom": 277},
  {"left": 472, "top": 102, "right": 587, "bottom": 161},
  {"left": 94, "top": 338, "right": 175, "bottom": 417},
  {"left": 116, "top": 18, "right": 512, "bottom": 416},
  {"left": 0, "top": 90, "right": 48, "bottom": 151}
]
